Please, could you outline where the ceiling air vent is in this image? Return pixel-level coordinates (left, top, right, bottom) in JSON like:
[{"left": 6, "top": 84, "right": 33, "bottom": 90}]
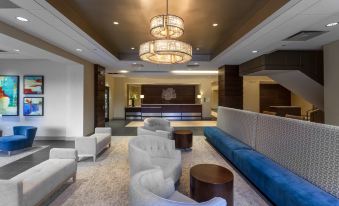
[{"left": 284, "top": 31, "right": 327, "bottom": 41}]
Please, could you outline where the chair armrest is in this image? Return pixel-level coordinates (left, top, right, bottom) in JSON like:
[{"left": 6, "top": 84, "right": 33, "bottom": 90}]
[
  {"left": 49, "top": 148, "right": 78, "bottom": 160},
  {"left": 75, "top": 137, "right": 97, "bottom": 156},
  {"left": 0, "top": 180, "right": 23, "bottom": 206},
  {"left": 95, "top": 127, "right": 111, "bottom": 134},
  {"left": 137, "top": 127, "right": 157, "bottom": 136}
]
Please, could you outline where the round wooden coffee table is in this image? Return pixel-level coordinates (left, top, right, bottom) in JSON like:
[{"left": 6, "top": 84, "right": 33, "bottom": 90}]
[
  {"left": 173, "top": 130, "right": 193, "bottom": 149},
  {"left": 190, "top": 164, "right": 233, "bottom": 206}
]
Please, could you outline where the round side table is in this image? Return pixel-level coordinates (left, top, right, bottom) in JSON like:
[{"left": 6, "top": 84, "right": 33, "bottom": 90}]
[
  {"left": 190, "top": 164, "right": 234, "bottom": 206},
  {"left": 173, "top": 130, "right": 193, "bottom": 149}
]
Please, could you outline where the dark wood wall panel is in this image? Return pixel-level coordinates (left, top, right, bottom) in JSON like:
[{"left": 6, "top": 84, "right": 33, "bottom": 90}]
[
  {"left": 218, "top": 65, "right": 243, "bottom": 109},
  {"left": 240, "top": 50, "right": 324, "bottom": 85},
  {"left": 259, "top": 84, "right": 291, "bottom": 113},
  {"left": 141, "top": 85, "right": 196, "bottom": 104},
  {"left": 94, "top": 64, "right": 106, "bottom": 127}
]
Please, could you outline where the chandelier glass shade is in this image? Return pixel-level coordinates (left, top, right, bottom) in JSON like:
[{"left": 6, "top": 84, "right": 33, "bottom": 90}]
[
  {"left": 139, "top": 0, "right": 192, "bottom": 64},
  {"left": 150, "top": 15, "right": 184, "bottom": 39},
  {"left": 140, "top": 39, "right": 192, "bottom": 64}
]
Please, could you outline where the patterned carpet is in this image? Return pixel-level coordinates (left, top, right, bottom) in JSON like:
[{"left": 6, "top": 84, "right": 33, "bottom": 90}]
[{"left": 50, "top": 136, "right": 271, "bottom": 206}]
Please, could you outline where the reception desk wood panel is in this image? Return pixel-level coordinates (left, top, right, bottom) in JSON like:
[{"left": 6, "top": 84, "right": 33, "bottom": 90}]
[{"left": 125, "top": 104, "right": 202, "bottom": 120}]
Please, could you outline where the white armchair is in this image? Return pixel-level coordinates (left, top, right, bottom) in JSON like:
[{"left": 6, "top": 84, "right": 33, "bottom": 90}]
[
  {"left": 75, "top": 127, "right": 111, "bottom": 162},
  {"left": 129, "top": 169, "right": 227, "bottom": 206},
  {"left": 137, "top": 118, "right": 174, "bottom": 139},
  {"left": 129, "top": 135, "right": 181, "bottom": 183}
]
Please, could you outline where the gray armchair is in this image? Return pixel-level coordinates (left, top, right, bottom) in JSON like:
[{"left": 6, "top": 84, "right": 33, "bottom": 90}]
[
  {"left": 137, "top": 118, "right": 174, "bottom": 139},
  {"left": 129, "top": 169, "right": 227, "bottom": 206},
  {"left": 128, "top": 135, "right": 181, "bottom": 183}
]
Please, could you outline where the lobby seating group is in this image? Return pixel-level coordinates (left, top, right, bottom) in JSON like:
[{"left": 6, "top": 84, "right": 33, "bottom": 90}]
[
  {"left": 137, "top": 117, "right": 174, "bottom": 139},
  {"left": 204, "top": 107, "right": 339, "bottom": 206},
  {"left": 0, "top": 148, "right": 78, "bottom": 206},
  {"left": 75, "top": 127, "right": 112, "bottom": 162},
  {"left": 0, "top": 126, "right": 37, "bottom": 156},
  {"left": 129, "top": 118, "right": 227, "bottom": 206}
]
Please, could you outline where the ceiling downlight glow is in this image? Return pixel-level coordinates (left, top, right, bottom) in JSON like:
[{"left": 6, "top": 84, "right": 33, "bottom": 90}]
[
  {"left": 252, "top": 50, "right": 258, "bottom": 53},
  {"left": 212, "top": 23, "right": 218, "bottom": 27},
  {"left": 113, "top": 21, "right": 119, "bottom": 25},
  {"left": 16, "top": 17, "right": 28, "bottom": 22},
  {"left": 171, "top": 70, "right": 218, "bottom": 74},
  {"left": 326, "top": 22, "right": 338, "bottom": 27},
  {"left": 120, "top": 70, "right": 129, "bottom": 73}
]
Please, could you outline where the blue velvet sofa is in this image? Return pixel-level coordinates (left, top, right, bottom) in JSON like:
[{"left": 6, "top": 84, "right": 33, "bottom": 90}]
[
  {"left": 204, "top": 105, "right": 339, "bottom": 205},
  {"left": 0, "top": 126, "right": 37, "bottom": 155},
  {"left": 204, "top": 126, "right": 339, "bottom": 206}
]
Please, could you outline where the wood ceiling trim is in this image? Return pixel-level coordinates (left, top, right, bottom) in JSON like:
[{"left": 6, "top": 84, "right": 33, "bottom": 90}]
[{"left": 47, "top": 0, "right": 118, "bottom": 57}]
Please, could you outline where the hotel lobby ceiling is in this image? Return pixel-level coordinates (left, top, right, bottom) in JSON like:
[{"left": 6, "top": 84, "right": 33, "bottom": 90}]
[{"left": 47, "top": 0, "right": 289, "bottom": 61}]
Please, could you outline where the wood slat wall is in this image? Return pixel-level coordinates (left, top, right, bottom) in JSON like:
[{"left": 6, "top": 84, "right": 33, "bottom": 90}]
[{"left": 218, "top": 65, "right": 243, "bottom": 109}]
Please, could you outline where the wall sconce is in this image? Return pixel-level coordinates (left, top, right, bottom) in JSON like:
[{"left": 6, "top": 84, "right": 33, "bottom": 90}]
[
  {"left": 197, "top": 94, "right": 202, "bottom": 99},
  {"left": 140, "top": 94, "right": 144, "bottom": 104}
]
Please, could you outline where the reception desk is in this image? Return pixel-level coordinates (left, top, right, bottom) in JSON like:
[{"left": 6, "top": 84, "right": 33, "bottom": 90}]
[{"left": 125, "top": 104, "right": 202, "bottom": 120}]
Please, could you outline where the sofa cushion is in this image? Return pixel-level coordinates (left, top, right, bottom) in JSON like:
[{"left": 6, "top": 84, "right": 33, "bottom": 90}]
[
  {"left": 232, "top": 149, "right": 339, "bottom": 206},
  {"left": 11, "top": 159, "right": 76, "bottom": 206},
  {"left": 204, "top": 127, "right": 252, "bottom": 162},
  {"left": 152, "top": 157, "right": 181, "bottom": 182},
  {"left": 0, "top": 135, "right": 28, "bottom": 151}
]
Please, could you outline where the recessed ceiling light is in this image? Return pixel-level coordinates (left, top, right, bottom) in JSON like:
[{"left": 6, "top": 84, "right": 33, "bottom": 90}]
[
  {"left": 120, "top": 70, "right": 129, "bottom": 73},
  {"left": 76, "top": 48, "right": 82, "bottom": 52},
  {"left": 252, "top": 50, "right": 258, "bottom": 54},
  {"left": 172, "top": 70, "right": 218, "bottom": 74},
  {"left": 196, "top": 48, "right": 200, "bottom": 51},
  {"left": 326, "top": 22, "right": 338, "bottom": 27},
  {"left": 14, "top": 49, "right": 20, "bottom": 52},
  {"left": 113, "top": 21, "right": 119, "bottom": 25},
  {"left": 131, "top": 47, "right": 135, "bottom": 50},
  {"left": 132, "top": 62, "right": 137, "bottom": 65},
  {"left": 16, "top": 16, "right": 28, "bottom": 22},
  {"left": 194, "top": 62, "right": 199, "bottom": 65},
  {"left": 212, "top": 23, "right": 218, "bottom": 27}
]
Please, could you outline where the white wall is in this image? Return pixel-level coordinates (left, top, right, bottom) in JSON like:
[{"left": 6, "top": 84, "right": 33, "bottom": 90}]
[
  {"left": 0, "top": 59, "right": 84, "bottom": 139},
  {"left": 324, "top": 40, "right": 339, "bottom": 126},
  {"left": 108, "top": 75, "right": 217, "bottom": 119}
]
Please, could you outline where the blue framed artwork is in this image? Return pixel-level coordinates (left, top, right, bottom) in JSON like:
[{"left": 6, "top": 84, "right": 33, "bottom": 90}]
[
  {"left": 24, "top": 75, "right": 44, "bottom": 94},
  {"left": 0, "top": 75, "right": 19, "bottom": 116},
  {"left": 23, "top": 97, "right": 44, "bottom": 116}
]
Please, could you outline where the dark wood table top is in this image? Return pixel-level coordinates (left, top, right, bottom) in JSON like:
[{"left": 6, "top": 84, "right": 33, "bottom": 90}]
[
  {"left": 174, "top": 130, "right": 193, "bottom": 135},
  {"left": 190, "top": 164, "right": 233, "bottom": 184}
]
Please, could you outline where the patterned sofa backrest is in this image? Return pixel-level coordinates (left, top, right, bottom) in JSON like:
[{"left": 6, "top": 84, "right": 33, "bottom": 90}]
[
  {"left": 255, "top": 113, "right": 339, "bottom": 198},
  {"left": 217, "top": 107, "right": 257, "bottom": 148}
]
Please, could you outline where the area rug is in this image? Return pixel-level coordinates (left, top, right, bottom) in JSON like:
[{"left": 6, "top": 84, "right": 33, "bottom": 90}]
[
  {"left": 0, "top": 146, "right": 49, "bottom": 167},
  {"left": 126, "top": 120, "right": 217, "bottom": 127},
  {"left": 50, "top": 136, "right": 271, "bottom": 206}
]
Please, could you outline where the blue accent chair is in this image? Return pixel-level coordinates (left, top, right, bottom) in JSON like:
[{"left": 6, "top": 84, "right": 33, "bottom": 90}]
[{"left": 0, "top": 126, "right": 37, "bottom": 155}]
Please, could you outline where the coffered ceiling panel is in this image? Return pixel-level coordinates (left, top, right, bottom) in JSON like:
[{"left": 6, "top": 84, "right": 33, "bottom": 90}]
[{"left": 47, "top": 0, "right": 289, "bottom": 60}]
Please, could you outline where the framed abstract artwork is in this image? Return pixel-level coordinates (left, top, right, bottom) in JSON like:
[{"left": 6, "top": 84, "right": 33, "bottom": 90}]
[
  {"left": 24, "top": 75, "right": 44, "bottom": 94},
  {"left": 23, "top": 97, "right": 44, "bottom": 116},
  {"left": 0, "top": 75, "right": 19, "bottom": 116}
]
